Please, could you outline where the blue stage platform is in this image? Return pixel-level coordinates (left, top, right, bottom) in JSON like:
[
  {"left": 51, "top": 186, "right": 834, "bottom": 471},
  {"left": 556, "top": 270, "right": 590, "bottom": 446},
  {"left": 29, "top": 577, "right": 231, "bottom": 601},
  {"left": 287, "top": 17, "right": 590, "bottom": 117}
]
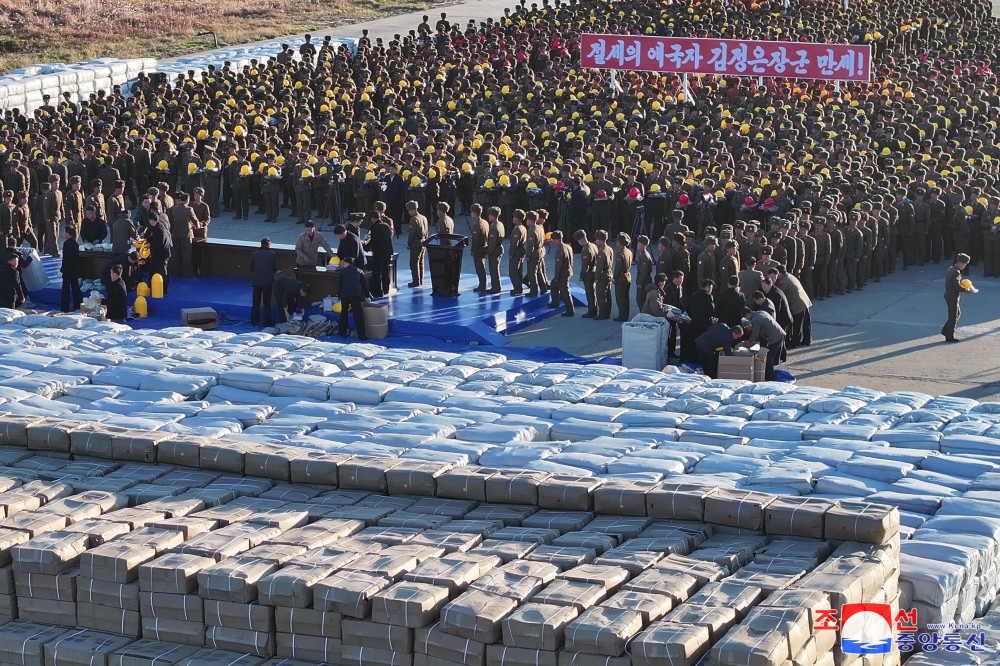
[{"left": 31, "top": 257, "right": 584, "bottom": 346}]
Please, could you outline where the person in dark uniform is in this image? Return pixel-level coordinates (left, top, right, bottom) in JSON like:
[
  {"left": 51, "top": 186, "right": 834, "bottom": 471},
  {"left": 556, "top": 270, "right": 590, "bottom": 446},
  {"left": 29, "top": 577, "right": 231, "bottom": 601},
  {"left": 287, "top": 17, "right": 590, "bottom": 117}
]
[
  {"left": 683, "top": 279, "right": 716, "bottom": 362},
  {"left": 943, "top": 253, "right": 975, "bottom": 342},
  {"left": 60, "top": 225, "right": 82, "bottom": 312},
  {"left": 334, "top": 223, "right": 366, "bottom": 269},
  {"left": 144, "top": 213, "right": 172, "bottom": 293},
  {"left": 337, "top": 255, "right": 371, "bottom": 340},
  {"left": 716, "top": 275, "right": 745, "bottom": 327},
  {"left": 548, "top": 230, "right": 574, "bottom": 317},
  {"left": 665, "top": 270, "right": 684, "bottom": 359},
  {"left": 249, "top": 237, "right": 278, "bottom": 327},
  {"left": 574, "top": 229, "right": 598, "bottom": 318},
  {"left": 0, "top": 252, "right": 24, "bottom": 309},
  {"left": 103, "top": 264, "right": 128, "bottom": 323},
  {"left": 367, "top": 211, "right": 394, "bottom": 298},
  {"left": 102, "top": 250, "right": 142, "bottom": 293},
  {"left": 695, "top": 322, "right": 744, "bottom": 379},
  {"left": 273, "top": 276, "right": 311, "bottom": 323}
]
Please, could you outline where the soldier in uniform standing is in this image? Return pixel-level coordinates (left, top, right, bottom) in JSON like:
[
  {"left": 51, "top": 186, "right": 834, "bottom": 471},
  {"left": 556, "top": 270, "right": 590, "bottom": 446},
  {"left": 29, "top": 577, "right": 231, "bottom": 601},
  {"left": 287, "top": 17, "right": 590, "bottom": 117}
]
[
  {"left": 613, "top": 232, "right": 633, "bottom": 322},
  {"left": 811, "top": 217, "right": 831, "bottom": 299},
  {"left": 524, "top": 211, "right": 547, "bottom": 296},
  {"left": 942, "top": 253, "right": 974, "bottom": 342},
  {"left": 63, "top": 176, "right": 85, "bottom": 231},
  {"left": 797, "top": 221, "right": 816, "bottom": 298},
  {"left": 843, "top": 212, "right": 864, "bottom": 292},
  {"left": 895, "top": 189, "right": 914, "bottom": 270},
  {"left": 860, "top": 208, "right": 876, "bottom": 289},
  {"left": 406, "top": 200, "right": 428, "bottom": 287},
  {"left": 827, "top": 217, "right": 844, "bottom": 295},
  {"left": 670, "top": 233, "right": 691, "bottom": 297},
  {"left": 656, "top": 236, "right": 672, "bottom": 279},
  {"left": 593, "top": 229, "right": 614, "bottom": 320},
  {"left": 548, "top": 231, "right": 574, "bottom": 317},
  {"left": 486, "top": 206, "right": 505, "bottom": 294},
  {"left": 508, "top": 210, "right": 527, "bottom": 296},
  {"left": 469, "top": 203, "right": 489, "bottom": 293},
  {"left": 40, "top": 176, "right": 63, "bottom": 257},
  {"left": 575, "top": 230, "right": 598, "bottom": 318},
  {"left": 927, "top": 187, "right": 947, "bottom": 264},
  {"left": 719, "top": 240, "right": 741, "bottom": 289},
  {"left": 912, "top": 188, "right": 930, "bottom": 267},
  {"left": 697, "top": 236, "right": 718, "bottom": 287},
  {"left": 634, "top": 235, "right": 653, "bottom": 312}
]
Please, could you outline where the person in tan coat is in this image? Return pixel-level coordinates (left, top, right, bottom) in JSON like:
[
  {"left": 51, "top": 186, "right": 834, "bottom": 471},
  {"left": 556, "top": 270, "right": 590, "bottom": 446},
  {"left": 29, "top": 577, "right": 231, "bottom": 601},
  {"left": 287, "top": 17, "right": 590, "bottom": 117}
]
[
  {"left": 435, "top": 201, "right": 455, "bottom": 235},
  {"left": 548, "top": 230, "right": 574, "bottom": 316},
  {"left": 508, "top": 209, "right": 527, "bottom": 296},
  {"left": 613, "top": 232, "right": 633, "bottom": 321},
  {"left": 406, "top": 200, "right": 429, "bottom": 287},
  {"left": 486, "top": 206, "right": 505, "bottom": 294},
  {"left": 594, "top": 229, "right": 614, "bottom": 320},
  {"left": 41, "top": 176, "right": 63, "bottom": 257},
  {"left": 469, "top": 203, "right": 489, "bottom": 292}
]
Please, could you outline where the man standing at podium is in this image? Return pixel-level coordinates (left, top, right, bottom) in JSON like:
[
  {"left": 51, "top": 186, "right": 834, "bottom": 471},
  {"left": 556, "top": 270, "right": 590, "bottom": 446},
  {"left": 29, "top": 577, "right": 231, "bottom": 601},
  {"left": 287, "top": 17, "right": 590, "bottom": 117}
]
[
  {"left": 486, "top": 206, "right": 505, "bottom": 294},
  {"left": 406, "top": 200, "right": 428, "bottom": 287},
  {"left": 436, "top": 202, "right": 455, "bottom": 235}
]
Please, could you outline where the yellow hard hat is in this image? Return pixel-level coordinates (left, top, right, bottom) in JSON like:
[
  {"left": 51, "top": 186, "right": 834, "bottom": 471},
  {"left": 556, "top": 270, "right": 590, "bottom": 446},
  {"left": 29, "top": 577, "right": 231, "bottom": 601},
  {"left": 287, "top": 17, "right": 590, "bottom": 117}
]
[
  {"left": 484, "top": 178, "right": 496, "bottom": 189},
  {"left": 365, "top": 172, "right": 376, "bottom": 181},
  {"left": 410, "top": 175, "right": 421, "bottom": 187},
  {"left": 205, "top": 160, "right": 217, "bottom": 170},
  {"left": 187, "top": 163, "right": 198, "bottom": 174},
  {"left": 498, "top": 174, "right": 511, "bottom": 186},
  {"left": 240, "top": 165, "right": 251, "bottom": 176},
  {"left": 197, "top": 129, "right": 208, "bottom": 140},
  {"left": 301, "top": 168, "right": 313, "bottom": 178},
  {"left": 157, "top": 160, "right": 168, "bottom": 171},
  {"left": 960, "top": 278, "right": 973, "bottom": 289},
  {"left": 267, "top": 167, "right": 278, "bottom": 176}
]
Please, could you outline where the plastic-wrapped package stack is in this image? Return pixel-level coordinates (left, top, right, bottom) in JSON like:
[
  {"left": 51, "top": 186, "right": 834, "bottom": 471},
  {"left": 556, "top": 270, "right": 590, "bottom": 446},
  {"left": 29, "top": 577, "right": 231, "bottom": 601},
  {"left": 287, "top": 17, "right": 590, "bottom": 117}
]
[
  {"left": 0, "top": 313, "right": 999, "bottom": 650},
  {"left": 0, "top": 447, "right": 906, "bottom": 666},
  {"left": 0, "top": 58, "right": 156, "bottom": 113}
]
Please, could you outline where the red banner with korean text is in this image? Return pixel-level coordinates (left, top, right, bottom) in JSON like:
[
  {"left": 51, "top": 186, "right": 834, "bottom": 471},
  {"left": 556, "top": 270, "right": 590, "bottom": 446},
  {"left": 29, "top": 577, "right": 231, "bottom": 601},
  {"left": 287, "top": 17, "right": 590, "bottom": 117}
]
[{"left": 580, "top": 34, "right": 872, "bottom": 81}]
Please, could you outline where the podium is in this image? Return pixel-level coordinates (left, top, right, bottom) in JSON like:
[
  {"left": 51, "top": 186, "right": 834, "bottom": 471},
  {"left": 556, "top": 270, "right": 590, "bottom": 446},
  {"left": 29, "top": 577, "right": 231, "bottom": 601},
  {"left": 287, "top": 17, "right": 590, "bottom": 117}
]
[{"left": 423, "top": 234, "right": 469, "bottom": 297}]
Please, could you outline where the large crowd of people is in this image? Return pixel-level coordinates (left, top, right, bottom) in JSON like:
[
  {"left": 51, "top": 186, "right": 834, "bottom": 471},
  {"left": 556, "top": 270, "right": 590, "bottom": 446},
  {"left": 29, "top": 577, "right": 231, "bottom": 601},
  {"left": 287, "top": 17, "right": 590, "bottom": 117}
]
[{"left": 0, "top": 0, "right": 996, "bottom": 355}]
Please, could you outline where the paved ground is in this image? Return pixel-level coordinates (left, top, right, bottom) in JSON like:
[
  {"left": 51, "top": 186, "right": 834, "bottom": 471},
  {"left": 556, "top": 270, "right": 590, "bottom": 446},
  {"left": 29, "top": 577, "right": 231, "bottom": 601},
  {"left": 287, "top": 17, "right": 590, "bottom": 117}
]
[{"left": 197, "top": 0, "right": 1000, "bottom": 399}]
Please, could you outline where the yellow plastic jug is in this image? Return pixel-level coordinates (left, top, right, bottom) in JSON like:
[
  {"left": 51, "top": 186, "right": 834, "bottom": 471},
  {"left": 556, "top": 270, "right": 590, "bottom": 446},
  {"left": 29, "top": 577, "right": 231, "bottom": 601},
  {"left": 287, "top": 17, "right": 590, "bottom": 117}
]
[
  {"left": 133, "top": 295, "right": 148, "bottom": 318},
  {"left": 136, "top": 282, "right": 150, "bottom": 297}
]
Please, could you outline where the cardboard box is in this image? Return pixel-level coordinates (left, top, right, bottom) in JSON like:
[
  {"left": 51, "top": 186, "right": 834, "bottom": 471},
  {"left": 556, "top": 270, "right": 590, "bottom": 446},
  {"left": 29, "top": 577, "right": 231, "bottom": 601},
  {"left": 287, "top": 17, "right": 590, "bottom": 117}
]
[
  {"left": 0, "top": 621, "right": 71, "bottom": 666},
  {"left": 15, "top": 568, "right": 78, "bottom": 601},
  {"left": 501, "top": 602, "right": 579, "bottom": 650},
  {"left": 205, "top": 626, "right": 275, "bottom": 657},
  {"left": 139, "top": 553, "right": 216, "bottom": 594},
  {"left": 367, "top": 581, "right": 448, "bottom": 628},
  {"left": 631, "top": 621, "right": 710, "bottom": 666},
  {"left": 198, "top": 557, "right": 279, "bottom": 604},
  {"left": 340, "top": 645, "right": 411, "bottom": 666},
  {"left": 108, "top": 639, "right": 199, "bottom": 666},
  {"left": 313, "top": 570, "right": 393, "bottom": 617},
  {"left": 140, "top": 592, "right": 204, "bottom": 622},
  {"left": 342, "top": 618, "right": 414, "bottom": 651},
  {"left": 274, "top": 606, "right": 342, "bottom": 638},
  {"left": 77, "top": 602, "right": 141, "bottom": 636},
  {"left": 440, "top": 589, "right": 519, "bottom": 644},
  {"left": 141, "top": 617, "right": 206, "bottom": 646},
  {"left": 415, "top": 622, "right": 487, "bottom": 664},
  {"left": 487, "top": 645, "right": 558, "bottom": 666},
  {"left": 563, "top": 607, "right": 643, "bottom": 657},
  {"left": 717, "top": 353, "right": 755, "bottom": 381},
  {"left": 77, "top": 577, "right": 140, "bottom": 611},
  {"left": 42, "top": 628, "right": 135, "bottom": 666},
  {"left": 176, "top": 648, "right": 265, "bottom": 666},
  {"left": 204, "top": 600, "right": 275, "bottom": 632},
  {"left": 17, "top": 596, "right": 77, "bottom": 627},
  {"left": 275, "top": 633, "right": 342, "bottom": 663},
  {"left": 81, "top": 542, "right": 157, "bottom": 583}
]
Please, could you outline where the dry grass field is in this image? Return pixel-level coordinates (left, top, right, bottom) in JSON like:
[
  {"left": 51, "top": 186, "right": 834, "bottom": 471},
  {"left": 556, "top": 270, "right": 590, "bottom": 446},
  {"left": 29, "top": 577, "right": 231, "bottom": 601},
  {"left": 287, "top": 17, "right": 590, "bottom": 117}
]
[{"left": 0, "top": 0, "right": 429, "bottom": 72}]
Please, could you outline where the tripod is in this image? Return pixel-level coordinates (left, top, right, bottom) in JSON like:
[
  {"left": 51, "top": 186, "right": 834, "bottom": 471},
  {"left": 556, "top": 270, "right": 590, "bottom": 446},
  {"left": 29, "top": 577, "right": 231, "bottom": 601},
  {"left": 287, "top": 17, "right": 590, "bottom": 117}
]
[{"left": 629, "top": 204, "right": 647, "bottom": 244}]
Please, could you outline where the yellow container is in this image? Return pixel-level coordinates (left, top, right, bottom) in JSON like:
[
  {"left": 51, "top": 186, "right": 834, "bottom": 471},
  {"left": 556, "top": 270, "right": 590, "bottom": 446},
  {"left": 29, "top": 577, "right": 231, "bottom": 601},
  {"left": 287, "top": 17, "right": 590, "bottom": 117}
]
[
  {"left": 136, "top": 282, "right": 150, "bottom": 297},
  {"left": 151, "top": 273, "right": 164, "bottom": 298},
  {"left": 133, "top": 295, "right": 148, "bottom": 318}
]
